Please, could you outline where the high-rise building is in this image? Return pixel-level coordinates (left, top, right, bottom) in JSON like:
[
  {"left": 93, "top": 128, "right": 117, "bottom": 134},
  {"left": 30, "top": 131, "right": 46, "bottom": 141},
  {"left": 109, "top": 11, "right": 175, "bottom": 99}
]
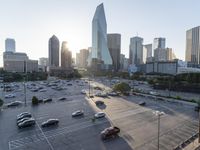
[
  {"left": 79, "top": 49, "right": 89, "bottom": 68},
  {"left": 143, "top": 44, "right": 152, "bottom": 64},
  {"left": 49, "top": 35, "right": 59, "bottom": 67},
  {"left": 154, "top": 48, "right": 167, "bottom": 61},
  {"left": 185, "top": 26, "right": 200, "bottom": 64},
  {"left": 5, "top": 38, "right": 15, "bottom": 52},
  {"left": 153, "top": 37, "right": 166, "bottom": 50},
  {"left": 39, "top": 57, "right": 48, "bottom": 66},
  {"left": 107, "top": 33, "right": 121, "bottom": 71},
  {"left": 61, "top": 41, "right": 72, "bottom": 68},
  {"left": 90, "top": 3, "right": 112, "bottom": 70},
  {"left": 129, "top": 36, "right": 143, "bottom": 65},
  {"left": 166, "top": 48, "right": 176, "bottom": 61},
  {"left": 76, "top": 53, "right": 80, "bottom": 67}
]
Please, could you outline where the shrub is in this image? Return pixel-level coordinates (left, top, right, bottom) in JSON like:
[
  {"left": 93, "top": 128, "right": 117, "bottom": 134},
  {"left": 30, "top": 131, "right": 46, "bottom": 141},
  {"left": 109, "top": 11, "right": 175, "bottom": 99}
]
[
  {"left": 32, "top": 96, "right": 39, "bottom": 105},
  {"left": 0, "top": 98, "right": 4, "bottom": 107},
  {"left": 176, "top": 96, "right": 181, "bottom": 100},
  {"left": 113, "top": 82, "right": 131, "bottom": 94}
]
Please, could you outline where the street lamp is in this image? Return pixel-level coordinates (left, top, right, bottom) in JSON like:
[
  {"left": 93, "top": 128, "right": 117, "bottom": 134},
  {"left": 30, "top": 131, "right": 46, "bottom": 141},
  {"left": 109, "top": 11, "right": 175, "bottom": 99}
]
[{"left": 153, "top": 110, "right": 165, "bottom": 150}]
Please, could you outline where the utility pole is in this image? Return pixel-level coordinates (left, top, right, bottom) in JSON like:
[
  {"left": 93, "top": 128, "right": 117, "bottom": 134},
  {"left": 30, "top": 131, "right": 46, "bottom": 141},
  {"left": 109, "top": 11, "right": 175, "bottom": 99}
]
[
  {"left": 199, "top": 109, "right": 200, "bottom": 143},
  {"left": 158, "top": 114, "right": 160, "bottom": 150}
]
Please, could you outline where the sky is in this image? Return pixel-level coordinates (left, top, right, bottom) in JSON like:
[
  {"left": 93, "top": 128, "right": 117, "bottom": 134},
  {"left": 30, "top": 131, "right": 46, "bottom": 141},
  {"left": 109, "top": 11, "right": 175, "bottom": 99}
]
[{"left": 0, "top": 0, "right": 200, "bottom": 67}]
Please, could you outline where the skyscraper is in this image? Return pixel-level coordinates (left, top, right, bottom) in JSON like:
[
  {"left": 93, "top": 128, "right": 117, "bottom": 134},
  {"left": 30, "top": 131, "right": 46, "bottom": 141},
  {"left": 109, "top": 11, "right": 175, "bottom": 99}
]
[
  {"left": 49, "top": 35, "right": 59, "bottom": 67},
  {"left": 5, "top": 38, "right": 15, "bottom": 52},
  {"left": 185, "top": 26, "right": 200, "bottom": 64},
  {"left": 143, "top": 44, "right": 152, "bottom": 63},
  {"left": 129, "top": 36, "right": 143, "bottom": 65},
  {"left": 153, "top": 37, "right": 166, "bottom": 50},
  {"left": 61, "top": 41, "right": 72, "bottom": 68},
  {"left": 107, "top": 33, "right": 121, "bottom": 71},
  {"left": 90, "top": 3, "right": 112, "bottom": 70}
]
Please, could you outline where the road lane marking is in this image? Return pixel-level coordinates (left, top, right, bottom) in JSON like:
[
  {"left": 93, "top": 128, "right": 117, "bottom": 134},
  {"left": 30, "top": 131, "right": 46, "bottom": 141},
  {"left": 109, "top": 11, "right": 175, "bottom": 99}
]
[{"left": 8, "top": 119, "right": 109, "bottom": 150}]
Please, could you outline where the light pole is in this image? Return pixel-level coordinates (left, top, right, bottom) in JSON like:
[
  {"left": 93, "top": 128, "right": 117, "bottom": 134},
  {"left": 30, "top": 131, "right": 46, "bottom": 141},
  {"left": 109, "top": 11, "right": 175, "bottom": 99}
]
[
  {"left": 153, "top": 111, "right": 165, "bottom": 150},
  {"left": 199, "top": 106, "right": 200, "bottom": 143}
]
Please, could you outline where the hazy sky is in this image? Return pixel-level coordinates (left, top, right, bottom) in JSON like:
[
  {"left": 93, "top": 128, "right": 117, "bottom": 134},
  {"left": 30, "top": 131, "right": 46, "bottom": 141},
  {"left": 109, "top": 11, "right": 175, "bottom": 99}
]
[{"left": 0, "top": 0, "right": 199, "bottom": 67}]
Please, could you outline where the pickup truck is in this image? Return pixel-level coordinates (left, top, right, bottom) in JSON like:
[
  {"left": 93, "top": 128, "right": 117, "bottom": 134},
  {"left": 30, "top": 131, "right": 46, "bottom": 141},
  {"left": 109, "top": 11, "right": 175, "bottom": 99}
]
[{"left": 101, "top": 126, "right": 120, "bottom": 140}]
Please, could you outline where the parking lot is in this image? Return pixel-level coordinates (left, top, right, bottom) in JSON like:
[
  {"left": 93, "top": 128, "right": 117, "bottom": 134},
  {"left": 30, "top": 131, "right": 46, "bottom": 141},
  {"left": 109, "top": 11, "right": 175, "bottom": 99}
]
[{"left": 0, "top": 78, "right": 199, "bottom": 150}]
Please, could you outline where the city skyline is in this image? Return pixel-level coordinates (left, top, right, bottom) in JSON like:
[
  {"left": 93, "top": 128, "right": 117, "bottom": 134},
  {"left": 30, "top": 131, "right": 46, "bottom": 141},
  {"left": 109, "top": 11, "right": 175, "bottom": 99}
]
[{"left": 0, "top": 0, "right": 200, "bottom": 67}]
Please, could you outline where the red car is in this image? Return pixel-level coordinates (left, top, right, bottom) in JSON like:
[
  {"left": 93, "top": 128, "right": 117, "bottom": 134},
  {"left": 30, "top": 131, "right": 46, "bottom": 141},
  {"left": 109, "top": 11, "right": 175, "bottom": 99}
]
[{"left": 101, "top": 126, "right": 120, "bottom": 140}]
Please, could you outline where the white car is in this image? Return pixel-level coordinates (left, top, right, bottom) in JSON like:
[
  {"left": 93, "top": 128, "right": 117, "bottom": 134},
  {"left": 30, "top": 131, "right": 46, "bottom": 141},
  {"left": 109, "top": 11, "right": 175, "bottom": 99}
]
[
  {"left": 95, "top": 112, "right": 105, "bottom": 118},
  {"left": 81, "top": 90, "right": 86, "bottom": 94},
  {"left": 39, "top": 89, "right": 47, "bottom": 92},
  {"left": 5, "top": 94, "right": 16, "bottom": 98}
]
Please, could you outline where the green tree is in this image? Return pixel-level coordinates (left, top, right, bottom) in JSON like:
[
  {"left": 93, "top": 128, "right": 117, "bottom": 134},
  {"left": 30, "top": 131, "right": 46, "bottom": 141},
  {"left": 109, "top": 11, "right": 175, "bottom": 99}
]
[
  {"left": 113, "top": 82, "right": 131, "bottom": 95},
  {"left": 0, "top": 98, "right": 4, "bottom": 108},
  {"left": 32, "top": 96, "right": 39, "bottom": 105}
]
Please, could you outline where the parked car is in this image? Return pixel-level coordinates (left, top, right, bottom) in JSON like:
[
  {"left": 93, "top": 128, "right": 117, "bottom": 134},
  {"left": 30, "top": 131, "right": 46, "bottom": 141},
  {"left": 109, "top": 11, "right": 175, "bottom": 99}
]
[
  {"left": 41, "top": 119, "right": 59, "bottom": 127},
  {"left": 81, "top": 90, "right": 86, "bottom": 94},
  {"left": 6, "top": 101, "right": 23, "bottom": 107},
  {"left": 17, "top": 117, "right": 32, "bottom": 125},
  {"left": 101, "top": 126, "right": 120, "bottom": 140},
  {"left": 139, "top": 101, "right": 146, "bottom": 106},
  {"left": 39, "top": 89, "right": 47, "bottom": 92},
  {"left": 17, "top": 112, "right": 31, "bottom": 120},
  {"left": 72, "top": 110, "right": 84, "bottom": 117},
  {"left": 17, "top": 113, "right": 32, "bottom": 121},
  {"left": 58, "top": 97, "right": 67, "bottom": 101},
  {"left": 43, "top": 98, "right": 52, "bottom": 103},
  {"left": 18, "top": 118, "right": 35, "bottom": 128},
  {"left": 108, "top": 92, "right": 118, "bottom": 96},
  {"left": 94, "top": 112, "right": 105, "bottom": 118},
  {"left": 195, "top": 106, "right": 200, "bottom": 111},
  {"left": 95, "top": 100, "right": 104, "bottom": 106},
  {"left": 5, "top": 94, "right": 16, "bottom": 98}
]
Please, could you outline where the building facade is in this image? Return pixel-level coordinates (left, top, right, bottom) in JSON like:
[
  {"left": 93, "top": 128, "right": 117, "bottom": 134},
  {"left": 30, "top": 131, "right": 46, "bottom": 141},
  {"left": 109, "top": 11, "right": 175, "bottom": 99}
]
[
  {"left": 49, "top": 35, "right": 59, "bottom": 67},
  {"left": 153, "top": 37, "right": 166, "bottom": 50},
  {"left": 143, "top": 44, "right": 152, "bottom": 63},
  {"left": 107, "top": 33, "right": 121, "bottom": 71},
  {"left": 3, "top": 52, "right": 38, "bottom": 72},
  {"left": 5, "top": 38, "right": 15, "bottom": 52},
  {"left": 129, "top": 36, "right": 144, "bottom": 65},
  {"left": 61, "top": 41, "right": 72, "bottom": 68},
  {"left": 185, "top": 26, "right": 200, "bottom": 64},
  {"left": 90, "top": 3, "right": 113, "bottom": 70}
]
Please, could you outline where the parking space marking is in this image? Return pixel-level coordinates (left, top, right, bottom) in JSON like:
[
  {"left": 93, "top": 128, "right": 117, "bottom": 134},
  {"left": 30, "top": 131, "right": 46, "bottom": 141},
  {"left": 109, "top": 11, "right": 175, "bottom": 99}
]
[{"left": 8, "top": 119, "right": 108, "bottom": 150}]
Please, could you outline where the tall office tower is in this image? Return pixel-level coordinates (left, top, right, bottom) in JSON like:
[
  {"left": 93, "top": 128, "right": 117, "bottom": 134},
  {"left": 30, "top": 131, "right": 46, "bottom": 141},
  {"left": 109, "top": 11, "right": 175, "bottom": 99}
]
[
  {"left": 185, "top": 26, "right": 200, "bottom": 64},
  {"left": 153, "top": 37, "right": 166, "bottom": 50},
  {"left": 90, "top": 3, "right": 112, "bottom": 70},
  {"left": 166, "top": 48, "right": 174, "bottom": 61},
  {"left": 129, "top": 36, "right": 144, "bottom": 65},
  {"left": 107, "top": 33, "right": 121, "bottom": 71},
  {"left": 154, "top": 48, "right": 167, "bottom": 61},
  {"left": 49, "top": 35, "right": 59, "bottom": 67},
  {"left": 143, "top": 44, "right": 152, "bottom": 63},
  {"left": 61, "top": 41, "right": 72, "bottom": 68},
  {"left": 76, "top": 53, "right": 80, "bottom": 67},
  {"left": 5, "top": 38, "right": 15, "bottom": 52},
  {"left": 39, "top": 57, "right": 48, "bottom": 66},
  {"left": 79, "top": 49, "right": 89, "bottom": 68}
]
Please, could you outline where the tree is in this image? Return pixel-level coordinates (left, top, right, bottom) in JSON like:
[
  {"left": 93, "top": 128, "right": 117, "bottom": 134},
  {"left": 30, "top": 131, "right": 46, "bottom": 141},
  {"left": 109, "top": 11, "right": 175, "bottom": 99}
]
[
  {"left": 0, "top": 98, "right": 4, "bottom": 108},
  {"left": 113, "top": 82, "right": 131, "bottom": 95},
  {"left": 32, "top": 96, "right": 39, "bottom": 105}
]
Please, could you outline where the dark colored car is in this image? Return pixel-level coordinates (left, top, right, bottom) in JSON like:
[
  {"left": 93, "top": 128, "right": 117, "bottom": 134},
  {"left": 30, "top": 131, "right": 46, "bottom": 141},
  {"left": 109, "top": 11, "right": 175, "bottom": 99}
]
[
  {"left": 41, "top": 119, "right": 59, "bottom": 127},
  {"left": 6, "top": 101, "right": 23, "bottom": 107},
  {"left": 95, "top": 100, "right": 104, "bottom": 106},
  {"left": 139, "top": 101, "right": 146, "bottom": 106},
  {"left": 72, "top": 110, "right": 84, "bottom": 117},
  {"left": 101, "top": 126, "right": 120, "bottom": 140},
  {"left": 18, "top": 118, "right": 35, "bottom": 128},
  {"left": 58, "top": 97, "right": 67, "bottom": 101},
  {"left": 195, "top": 106, "right": 200, "bottom": 111},
  {"left": 67, "top": 83, "right": 72, "bottom": 86},
  {"left": 43, "top": 98, "right": 52, "bottom": 103}
]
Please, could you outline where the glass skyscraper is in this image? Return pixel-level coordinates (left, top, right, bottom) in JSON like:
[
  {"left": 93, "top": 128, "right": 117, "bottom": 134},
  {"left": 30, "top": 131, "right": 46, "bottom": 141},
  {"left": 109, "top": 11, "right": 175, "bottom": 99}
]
[
  {"left": 186, "top": 26, "right": 200, "bottom": 64},
  {"left": 90, "top": 3, "right": 112, "bottom": 70},
  {"left": 5, "top": 38, "right": 15, "bottom": 52},
  {"left": 49, "top": 35, "right": 59, "bottom": 67}
]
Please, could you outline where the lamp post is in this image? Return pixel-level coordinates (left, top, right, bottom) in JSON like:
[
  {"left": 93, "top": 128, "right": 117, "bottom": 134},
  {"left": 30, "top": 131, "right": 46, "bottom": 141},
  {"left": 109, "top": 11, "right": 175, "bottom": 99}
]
[{"left": 153, "top": 111, "right": 165, "bottom": 150}]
